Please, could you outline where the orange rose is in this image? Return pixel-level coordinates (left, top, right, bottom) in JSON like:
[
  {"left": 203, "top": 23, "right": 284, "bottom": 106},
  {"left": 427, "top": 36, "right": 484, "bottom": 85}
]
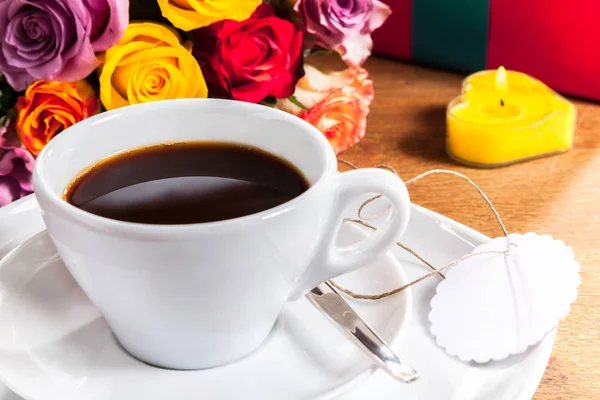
[
  {"left": 276, "top": 64, "right": 373, "bottom": 154},
  {"left": 15, "top": 80, "right": 100, "bottom": 155}
]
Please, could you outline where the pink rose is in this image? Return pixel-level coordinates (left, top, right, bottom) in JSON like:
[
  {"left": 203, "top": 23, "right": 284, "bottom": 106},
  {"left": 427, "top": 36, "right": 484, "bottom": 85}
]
[
  {"left": 276, "top": 64, "right": 374, "bottom": 154},
  {"left": 0, "top": 121, "right": 35, "bottom": 207},
  {"left": 295, "top": 0, "right": 391, "bottom": 66}
]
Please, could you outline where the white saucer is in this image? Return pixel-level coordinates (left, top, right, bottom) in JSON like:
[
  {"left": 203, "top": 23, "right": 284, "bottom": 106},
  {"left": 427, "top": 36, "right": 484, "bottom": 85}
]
[
  {"left": 0, "top": 221, "right": 410, "bottom": 400},
  {"left": 0, "top": 195, "right": 557, "bottom": 400}
]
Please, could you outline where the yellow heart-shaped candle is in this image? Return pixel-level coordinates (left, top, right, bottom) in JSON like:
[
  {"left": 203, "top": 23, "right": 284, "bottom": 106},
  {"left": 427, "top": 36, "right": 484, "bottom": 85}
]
[{"left": 447, "top": 67, "right": 576, "bottom": 167}]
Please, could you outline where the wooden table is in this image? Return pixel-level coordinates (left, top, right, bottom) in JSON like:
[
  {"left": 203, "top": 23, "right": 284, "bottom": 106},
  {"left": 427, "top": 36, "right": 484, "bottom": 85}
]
[{"left": 313, "top": 55, "right": 600, "bottom": 399}]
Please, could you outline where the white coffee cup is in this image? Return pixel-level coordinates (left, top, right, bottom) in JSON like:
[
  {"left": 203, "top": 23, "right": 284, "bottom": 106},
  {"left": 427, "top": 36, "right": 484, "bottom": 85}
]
[{"left": 34, "top": 99, "right": 410, "bottom": 370}]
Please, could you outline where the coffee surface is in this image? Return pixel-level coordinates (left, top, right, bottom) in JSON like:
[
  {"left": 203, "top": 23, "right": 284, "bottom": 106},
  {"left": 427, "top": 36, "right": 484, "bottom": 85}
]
[{"left": 65, "top": 142, "right": 309, "bottom": 224}]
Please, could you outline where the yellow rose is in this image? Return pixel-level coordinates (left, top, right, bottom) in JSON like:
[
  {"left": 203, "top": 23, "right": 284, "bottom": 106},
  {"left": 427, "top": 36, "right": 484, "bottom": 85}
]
[
  {"left": 99, "top": 23, "right": 208, "bottom": 110},
  {"left": 158, "top": 0, "right": 262, "bottom": 31}
]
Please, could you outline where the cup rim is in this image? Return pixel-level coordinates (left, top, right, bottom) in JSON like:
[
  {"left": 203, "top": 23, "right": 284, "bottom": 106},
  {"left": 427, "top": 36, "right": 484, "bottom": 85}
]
[{"left": 34, "top": 98, "right": 337, "bottom": 236}]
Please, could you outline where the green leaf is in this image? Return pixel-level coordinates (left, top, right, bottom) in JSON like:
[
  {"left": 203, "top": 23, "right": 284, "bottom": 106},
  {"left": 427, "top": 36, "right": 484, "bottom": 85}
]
[
  {"left": 287, "top": 95, "right": 309, "bottom": 110},
  {"left": 260, "top": 96, "right": 277, "bottom": 107},
  {"left": 304, "top": 45, "right": 334, "bottom": 57}
]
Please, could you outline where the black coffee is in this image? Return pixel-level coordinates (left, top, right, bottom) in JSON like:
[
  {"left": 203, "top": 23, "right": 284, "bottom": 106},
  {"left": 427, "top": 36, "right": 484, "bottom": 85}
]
[{"left": 65, "top": 142, "right": 309, "bottom": 224}]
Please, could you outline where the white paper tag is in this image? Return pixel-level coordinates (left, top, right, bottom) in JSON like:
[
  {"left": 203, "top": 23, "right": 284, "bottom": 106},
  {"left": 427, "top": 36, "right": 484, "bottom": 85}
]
[{"left": 429, "top": 233, "right": 580, "bottom": 363}]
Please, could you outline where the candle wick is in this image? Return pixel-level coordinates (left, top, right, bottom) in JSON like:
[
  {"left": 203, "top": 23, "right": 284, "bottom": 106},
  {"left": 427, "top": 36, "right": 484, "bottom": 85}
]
[{"left": 500, "top": 99, "right": 505, "bottom": 107}]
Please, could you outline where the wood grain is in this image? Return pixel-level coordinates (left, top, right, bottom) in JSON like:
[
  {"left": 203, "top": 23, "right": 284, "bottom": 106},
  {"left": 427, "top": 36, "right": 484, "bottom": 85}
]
[{"left": 313, "top": 55, "right": 600, "bottom": 399}]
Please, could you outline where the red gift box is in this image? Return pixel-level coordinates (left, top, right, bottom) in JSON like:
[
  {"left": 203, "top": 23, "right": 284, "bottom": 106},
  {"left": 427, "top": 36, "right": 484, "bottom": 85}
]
[{"left": 373, "top": 0, "right": 600, "bottom": 101}]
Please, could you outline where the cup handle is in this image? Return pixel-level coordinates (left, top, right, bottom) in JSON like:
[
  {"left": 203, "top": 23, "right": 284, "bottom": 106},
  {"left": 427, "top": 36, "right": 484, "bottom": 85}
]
[{"left": 288, "top": 168, "right": 411, "bottom": 300}]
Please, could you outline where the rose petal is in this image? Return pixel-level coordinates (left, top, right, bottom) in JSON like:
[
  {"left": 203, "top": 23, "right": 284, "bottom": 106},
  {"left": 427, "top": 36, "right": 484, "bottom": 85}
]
[
  {"left": 84, "top": 0, "right": 129, "bottom": 51},
  {"left": 250, "top": 3, "right": 275, "bottom": 18},
  {"left": 339, "top": 33, "right": 372, "bottom": 66},
  {"left": 366, "top": 0, "right": 392, "bottom": 32},
  {"left": 0, "top": 121, "right": 34, "bottom": 204},
  {"left": 230, "top": 79, "right": 270, "bottom": 103},
  {"left": 39, "top": 0, "right": 78, "bottom": 63},
  {"left": 53, "top": 40, "right": 97, "bottom": 82},
  {"left": 0, "top": 175, "right": 21, "bottom": 207},
  {"left": 0, "top": 150, "right": 17, "bottom": 176},
  {"left": 158, "top": 0, "right": 260, "bottom": 31},
  {"left": 8, "top": 157, "right": 33, "bottom": 192},
  {"left": 10, "top": 146, "right": 36, "bottom": 173}
]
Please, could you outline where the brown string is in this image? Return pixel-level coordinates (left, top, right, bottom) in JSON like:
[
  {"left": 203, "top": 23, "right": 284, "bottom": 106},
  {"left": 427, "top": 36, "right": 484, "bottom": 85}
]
[
  {"left": 344, "top": 218, "right": 445, "bottom": 279},
  {"left": 329, "top": 160, "right": 514, "bottom": 300},
  {"left": 329, "top": 245, "right": 515, "bottom": 300}
]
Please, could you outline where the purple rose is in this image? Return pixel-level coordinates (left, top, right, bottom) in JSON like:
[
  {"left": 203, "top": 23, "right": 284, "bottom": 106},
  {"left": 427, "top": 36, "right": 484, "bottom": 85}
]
[
  {"left": 295, "top": 0, "right": 391, "bottom": 66},
  {"left": 0, "top": 121, "right": 35, "bottom": 207},
  {"left": 0, "top": 0, "right": 129, "bottom": 91}
]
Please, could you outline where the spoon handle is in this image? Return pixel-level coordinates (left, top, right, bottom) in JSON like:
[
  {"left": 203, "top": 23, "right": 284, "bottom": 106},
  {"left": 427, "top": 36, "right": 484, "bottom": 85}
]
[{"left": 306, "top": 282, "right": 419, "bottom": 383}]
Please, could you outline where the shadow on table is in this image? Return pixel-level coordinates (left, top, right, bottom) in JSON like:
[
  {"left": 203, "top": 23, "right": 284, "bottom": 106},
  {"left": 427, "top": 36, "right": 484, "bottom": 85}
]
[{"left": 396, "top": 105, "right": 452, "bottom": 163}]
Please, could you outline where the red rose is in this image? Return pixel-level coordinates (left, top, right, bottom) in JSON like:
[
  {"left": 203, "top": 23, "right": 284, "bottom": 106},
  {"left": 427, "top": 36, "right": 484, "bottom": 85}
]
[{"left": 194, "top": 4, "right": 304, "bottom": 103}]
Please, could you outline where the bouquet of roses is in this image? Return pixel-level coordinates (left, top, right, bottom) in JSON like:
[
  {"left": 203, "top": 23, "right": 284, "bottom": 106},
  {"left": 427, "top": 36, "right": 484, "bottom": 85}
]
[{"left": 0, "top": 0, "right": 390, "bottom": 207}]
